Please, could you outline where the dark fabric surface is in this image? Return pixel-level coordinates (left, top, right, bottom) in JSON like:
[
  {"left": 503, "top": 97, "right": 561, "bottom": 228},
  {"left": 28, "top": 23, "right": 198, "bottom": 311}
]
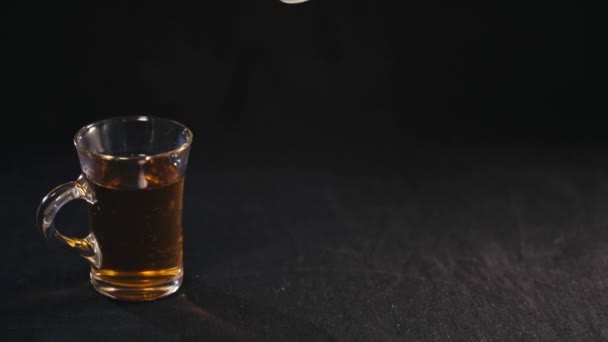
[{"left": 5, "top": 143, "right": 608, "bottom": 341}]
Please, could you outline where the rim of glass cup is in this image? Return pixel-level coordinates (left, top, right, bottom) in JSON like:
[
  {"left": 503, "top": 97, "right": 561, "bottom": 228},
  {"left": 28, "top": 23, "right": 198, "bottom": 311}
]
[{"left": 73, "top": 116, "right": 193, "bottom": 161}]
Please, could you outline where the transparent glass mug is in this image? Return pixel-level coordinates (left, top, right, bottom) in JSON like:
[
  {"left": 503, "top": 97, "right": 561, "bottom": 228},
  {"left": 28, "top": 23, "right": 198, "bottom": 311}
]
[{"left": 36, "top": 116, "right": 193, "bottom": 301}]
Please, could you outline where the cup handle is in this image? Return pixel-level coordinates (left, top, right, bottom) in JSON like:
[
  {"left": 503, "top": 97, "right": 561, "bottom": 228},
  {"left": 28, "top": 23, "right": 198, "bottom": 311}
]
[{"left": 36, "top": 174, "right": 102, "bottom": 268}]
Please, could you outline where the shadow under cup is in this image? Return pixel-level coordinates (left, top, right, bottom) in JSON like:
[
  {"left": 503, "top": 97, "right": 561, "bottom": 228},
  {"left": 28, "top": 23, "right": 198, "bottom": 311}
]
[{"left": 38, "top": 116, "right": 193, "bottom": 301}]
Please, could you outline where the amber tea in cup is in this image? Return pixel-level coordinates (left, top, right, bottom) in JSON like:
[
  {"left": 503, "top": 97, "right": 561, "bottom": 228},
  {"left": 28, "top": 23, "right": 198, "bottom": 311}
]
[{"left": 37, "top": 116, "right": 193, "bottom": 301}]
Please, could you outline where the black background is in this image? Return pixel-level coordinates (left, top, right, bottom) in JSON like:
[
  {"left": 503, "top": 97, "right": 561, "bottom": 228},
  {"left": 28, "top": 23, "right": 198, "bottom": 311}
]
[
  {"left": 6, "top": 1, "right": 608, "bottom": 340},
  {"left": 20, "top": 1, "right": 605, "bottom": 147}
]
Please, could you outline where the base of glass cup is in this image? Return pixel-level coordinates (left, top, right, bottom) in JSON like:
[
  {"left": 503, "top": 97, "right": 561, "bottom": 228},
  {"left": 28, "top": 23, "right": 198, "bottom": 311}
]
[{"left": 90, "top": 269, "right": 183, "bottom": 301}]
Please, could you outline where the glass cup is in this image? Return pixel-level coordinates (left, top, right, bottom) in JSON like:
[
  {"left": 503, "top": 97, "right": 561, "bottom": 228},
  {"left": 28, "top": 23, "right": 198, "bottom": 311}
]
[{"left": 36, "top": 116, "right": 193, "bottom": 301}]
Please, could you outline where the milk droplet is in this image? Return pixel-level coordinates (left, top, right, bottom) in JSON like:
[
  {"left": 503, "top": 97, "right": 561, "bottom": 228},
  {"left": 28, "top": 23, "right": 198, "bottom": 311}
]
[
  {"left": 280, "top": 0, "right": 309, "bottom": 4},
  {"left": 137, "top": 159, "right": 148, "bottom": 189}
]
